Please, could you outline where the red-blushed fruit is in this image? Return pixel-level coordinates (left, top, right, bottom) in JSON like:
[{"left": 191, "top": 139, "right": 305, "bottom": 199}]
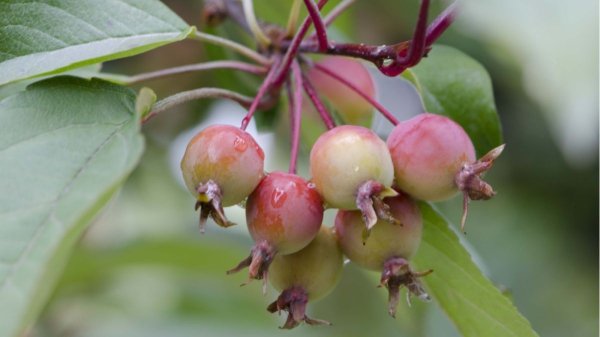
[
  {"left": 227, "top": 172, "right": 324, "bottom": 292},
  {"left": 308, "top": 56, "right": 376, "bottom": 126},
  {"left": 310, "top": 125, "right": 397, "bottom": 237},
  {"left": 386, "top": 113, "right": 505, "bottom": 230},
  {"left": 267, "top": 227, "right": 343, "bottom": 329},
  {"left": 181, "top": 124, "right": 265, "bottom": 232},
  {"left": 335, "top": 193, "right": 432, "bottom": 317}
]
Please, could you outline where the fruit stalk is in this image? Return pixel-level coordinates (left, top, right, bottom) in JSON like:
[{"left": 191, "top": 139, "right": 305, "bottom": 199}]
[
  {"left": 240, "top": 56, "right": 282, "bottom": 130},
  {"left": 289, "top": 61, "right": 304, "bottom": 174}
]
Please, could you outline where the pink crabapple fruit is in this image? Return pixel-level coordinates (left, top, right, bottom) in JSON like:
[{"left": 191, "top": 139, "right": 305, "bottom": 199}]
[
  {"left": 307, "top": 56, "right": 376, "bottom": 126},
  {"left": 335, "top": 193, "right": 432, "bottom": 317},
  {"left": 386, "top": 113, "right": 505, "bottom": 231},
  {"left": 227, "top": 172, "right": 324, "bottom": 292},
  {"left": 180, "top": 124, "right": 265, "bottom": 232},
  {"left": 310, "top": 125, "right": 398, "bottom": 238},
  {"left": 267, "top": 227, "right": 343, "bottom": 329}
]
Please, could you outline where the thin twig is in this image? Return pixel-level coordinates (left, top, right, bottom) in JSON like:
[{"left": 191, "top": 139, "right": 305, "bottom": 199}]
[
  {"left": 288, "top": 61, "right": 304, "bottom": 174},
  {"left": 301, "top": 73, "right": 335, "bottom": 130},
  {"left": 425, "top": 1, "right": 458, "bottom": 46},
  {"left": 143, "top": 88, "right": 254, "bottom": 124},
  {"left": 272, "top": 0, "right": 329, "bottom": 87},
  {"left": 312, "top": 63, "right": 399, "bottom": 125},
  {"left": 240, "top": 56, "right": 282, "bottom": 130},
  {"left": 127, "top": 61, "right": 267, "bottom": 84},
  {"left": 191, "top": 31, "right": 271, "bottom": 65},
  {"left": 242, "top": 0, "right": 271, "bottom": 47},
  {"left": 286, "top": 0, "right": 303, "bottom": 37},
  {"left": 303, "top": 0, "right": 329, "bottom": 52}
]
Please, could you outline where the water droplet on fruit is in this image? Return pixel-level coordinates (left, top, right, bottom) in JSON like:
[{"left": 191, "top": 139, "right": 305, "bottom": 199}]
[
  {"left": 271, "top": 187, "right": 287, "bottom": 208},
  {"left": 234, "top": 136, "right": 247, "bottom": 152},
  {"left": 307, "top": 182, "right": 316, "bottom": 189}
]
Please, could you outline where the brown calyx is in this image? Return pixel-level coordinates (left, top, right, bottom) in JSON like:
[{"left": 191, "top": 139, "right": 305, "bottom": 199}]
[
  {"left": 380, "top": 257, "right": 433, "bottom": 318},
  {"left": 195, "top": 180, "right": 235, "bottom": 233},
  {"left": 356, "top": 180, "right": 401, "bottom": 243},
  {"left": 267, "top": 286, "right": 331, "bottom": 329},
  {"left": 226, "top": 240, "right": 276, "bottom": 294},
  {"left": 455, "top": 144, "right": 505, "bottom": 232}
]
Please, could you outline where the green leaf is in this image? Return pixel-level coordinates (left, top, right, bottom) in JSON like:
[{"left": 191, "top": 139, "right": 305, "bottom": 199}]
[
  {"left": 0, "top": 76, "right": 145, "bottom": 337},
  {"left": 413, "top": 203, "right": 539, "bottom": 337},
  {"left": 0, "top": 63, "right": 103, "bottom": 101},
  {"left": 0, "top": 0, "right": 194, "bottom": 86},
  {"left": 403, "top": 45, "right": 503, "bottom": 156}
]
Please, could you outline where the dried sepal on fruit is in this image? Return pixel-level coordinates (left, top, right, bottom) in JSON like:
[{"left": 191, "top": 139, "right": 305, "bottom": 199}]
[
  {"left": 181, "top": 124, "right": 265, "bottom": 232},
  {"left": 310, "top": 125, "right": 398, "bottom": 239},
  {"left": 335, "top": 193, "right": 432, "bottom": 317},
  {"left": 267, "top": 227, "right": 343, "bottom": 329},
  {"left": 387, "top": 113, "right": 504, "bottom": 230},
  {"left": 227, "top": 172, "right": 324, "bottom": 293}
]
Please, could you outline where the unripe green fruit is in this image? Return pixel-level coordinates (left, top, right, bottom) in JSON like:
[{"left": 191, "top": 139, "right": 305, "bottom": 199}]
[
  {"left": 335, "top": 193, "right": 422, "bottom": 271},
  {"left": 335, "top": 193, "right": 431, "bottom": 318},
  {"left": 267, "top": 227, "right": 343, "bottom": 329},
  {"left": 269, "top": 227, "right": 343, "bottom": 301},
  {"left": 310, "top": 125, "right": 394, "bottom": 210}
]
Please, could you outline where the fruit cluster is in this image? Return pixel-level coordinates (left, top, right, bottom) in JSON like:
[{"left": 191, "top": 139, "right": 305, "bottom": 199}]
[{"left": 179, "top": 56, "right": 503, "bottom": 329}]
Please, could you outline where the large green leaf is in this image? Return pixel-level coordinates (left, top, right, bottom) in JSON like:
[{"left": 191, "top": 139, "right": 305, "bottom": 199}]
[
  {"left": 0, "top": 76, "right": 145, "bottom": 337},
  {"left": 413, "top": 203, "right": 538, "bottom": 337},
  {"left": 0, "top": 0, "right": 193, "bottom": 86},
  {"left": 403, "top": 45, "right": 503, "bottom": 156}
]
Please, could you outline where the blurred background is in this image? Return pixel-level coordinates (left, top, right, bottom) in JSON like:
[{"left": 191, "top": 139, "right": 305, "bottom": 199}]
[{"left": 31, "top": 1, "right": 598, "bottom": 336}]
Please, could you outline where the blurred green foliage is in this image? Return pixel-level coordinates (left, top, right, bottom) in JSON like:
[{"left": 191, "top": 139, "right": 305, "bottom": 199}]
[{"left": 33, "top": 1, "right": 598, "bottom": 337}]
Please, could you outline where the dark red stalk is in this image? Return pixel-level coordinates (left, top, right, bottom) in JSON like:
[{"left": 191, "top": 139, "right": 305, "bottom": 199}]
[
  {"left": 288, "top": 61, "right": 304, "bottom": 174},
  {"left": 295, "top": 1, "right": 458, "bottom": 76},
  {"left": 312, "top": 63, "right": 399, "bottom": 125},
  {"left": 301, "top": 74, "right": 335, "bottom": 130},
  {"left": 303, "top": 0, "right": 329, "bottom": 52},
  {"left": 240, "top": 57, "right": 281, "bottom": 130},
  {"left": 425, "top": 1, "right": 458, "bottom": 46}
]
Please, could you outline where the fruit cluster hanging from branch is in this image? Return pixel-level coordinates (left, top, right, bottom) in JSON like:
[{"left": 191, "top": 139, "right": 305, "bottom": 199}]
[{"left": 136, "top": 0, "right": 505, "bottom": 329}]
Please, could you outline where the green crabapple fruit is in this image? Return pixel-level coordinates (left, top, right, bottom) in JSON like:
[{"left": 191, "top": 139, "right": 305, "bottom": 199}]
[
  {"left": 335, "top": 193, "right": 432, "bottom": 317},
  {"left": 227, "top": 172, "right": 324, "bottom": 291},
  {"left": 310, "top": 125, "right": 398, "bottom": 237},
  {"left": 307, "top": 56, "right": 376, "bottom": 126},
  {"left": 180, "top": 124, "right": 265, "bottom": 232},
  {"left": 386, "top": 113, "right": 505, "bottom": 230},
  {"left": 267, "top": 227, "right": 343, "bottom": 329}
]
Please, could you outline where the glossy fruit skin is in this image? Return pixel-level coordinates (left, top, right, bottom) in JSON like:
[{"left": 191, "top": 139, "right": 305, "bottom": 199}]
[
  {"left": 387, "top": 113, "right": 476, "bottom": 201},
  {"left": 308, "top": 56, "right": 376, "bottom": 125},
  {"left": 310, "top": 125, "right": 394, "bottom": 209},
  {"left": 269, "top": 227, "right": 343, "bottom": 301},
  {"left": 335, "top": 193, "right": 422, "bottom": 271},
  {"left": 246, "top": 172, "right": 324, "bottom": 255},
  {"left": 181, "top": 124, "right": 264, "bottom": 206}
]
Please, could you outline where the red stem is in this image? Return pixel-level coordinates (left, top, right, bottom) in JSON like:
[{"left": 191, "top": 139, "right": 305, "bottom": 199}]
[
  {"left": 294, "top": 1, "right": 457, "bottom": 75},
  {"left": 273, "top": 0, "right": 328, "bottom": 87},
  {"left": 312, "top": 63, "right": 399, "bottom": 125},
  {"left": 303, "top": 0, "right": 329, "bottom": 52},
  {"left": 240, "top": 57, "right": 281, "bottom": 130},
  {"left": 301, "top": 73, "right": 335, "bottom": 130},
  {"left": 378, "top": 0, "right": 430, "bottom": 76},
  {"left": 425, "top": 1, "right": 458, "bottom": 46},
  {"left": 288, "top": 61, "right": 304, "bottom": 174}
]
